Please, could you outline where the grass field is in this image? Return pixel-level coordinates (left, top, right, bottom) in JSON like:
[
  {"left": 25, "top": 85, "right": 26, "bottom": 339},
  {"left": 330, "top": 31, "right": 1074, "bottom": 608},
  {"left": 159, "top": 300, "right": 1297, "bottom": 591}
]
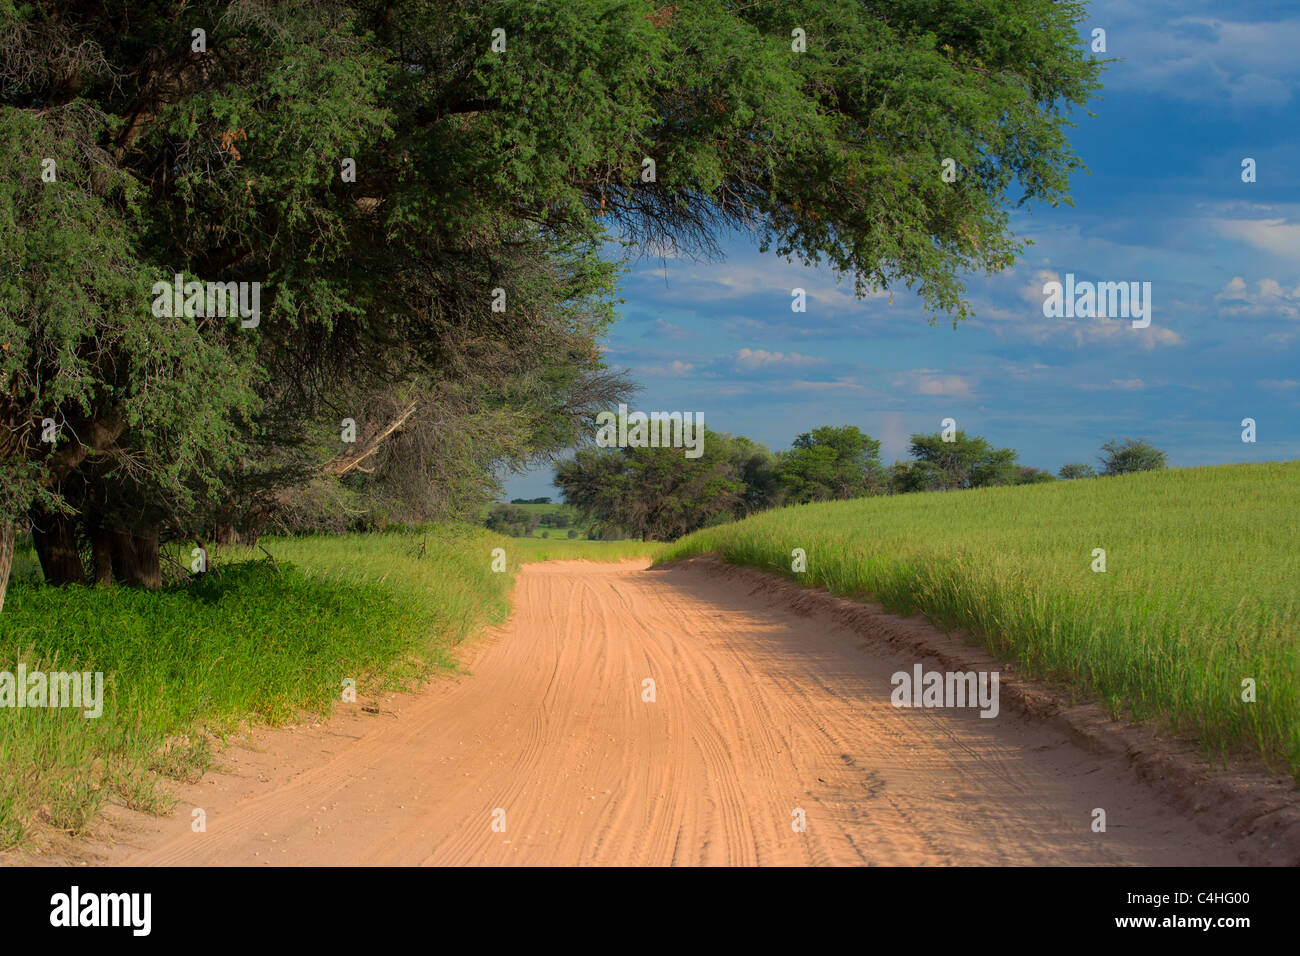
[
  {"left": 0, "top": 526, "right": 519, "bottom": 850},
  {"left": 659, "top": 461, "right": 1300, "bottom": 778}
]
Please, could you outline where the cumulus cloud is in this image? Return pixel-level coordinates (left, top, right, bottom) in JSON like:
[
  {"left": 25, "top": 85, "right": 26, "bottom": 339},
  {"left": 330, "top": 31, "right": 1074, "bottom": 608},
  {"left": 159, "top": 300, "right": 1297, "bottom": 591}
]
[
  {"left": 1094, "top": 9, "right": 1300, "bottom": 106},
  {"left": 890, "top": 371, "right": 977, "bottom": 401},
  {"left": 976, "top": 269, "right": 1185, "bottom": 349},
  {"left": 1214, "top": 275, "right": 1300, "bottom": 319},
  {"left": 734, "top": 348, "right": 825, "bottom": 370}
]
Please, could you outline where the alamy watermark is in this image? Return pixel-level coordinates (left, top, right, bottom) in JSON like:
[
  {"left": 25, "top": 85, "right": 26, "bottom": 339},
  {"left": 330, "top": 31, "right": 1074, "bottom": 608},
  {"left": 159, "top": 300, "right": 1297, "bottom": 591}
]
[
  {"left": 50, "top": 886, "right": 150, "bottom": 936},
  {"left": 0, "top": 665, "right": 104, "bottom": 718},
  {"left": 595, "top": 403, "right": 704, "bottom": 458},
  {"left": 1042, "top": 273, "right": 1151, "bottom": 328},
  {"left": 891, "top": 664, "right": 999, "bottom": 718},
  {"left": 151, "top": 273, "right": 261, "bottom": 328}
]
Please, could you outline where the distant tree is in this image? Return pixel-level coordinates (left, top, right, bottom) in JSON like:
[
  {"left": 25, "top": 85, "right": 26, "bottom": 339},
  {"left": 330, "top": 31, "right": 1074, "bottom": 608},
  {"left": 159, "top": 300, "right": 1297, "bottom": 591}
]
[
  {"left": 776, "top": 426, "right": 885, "bottom": 503},
  {"left": 733, "top": 436, "right": 782, "bottom": 515},
  {"left": 1058, "top": 462, "right": 1097, "bottom": 480},
  {"left": 892, "top": 431, "right": 1019, "bottom": 492},
  {"left": 1099, "top": 439, "right": 1166, "bottom": 476},
  {"left": 1013, "top": 466, "right": 1057, "bottom": 485},
  {"left": 484, "top": 504, "right": 537, "bottom": 537},
  {"left": 556, "top": 429, "right": 769, "bottom": 541}
]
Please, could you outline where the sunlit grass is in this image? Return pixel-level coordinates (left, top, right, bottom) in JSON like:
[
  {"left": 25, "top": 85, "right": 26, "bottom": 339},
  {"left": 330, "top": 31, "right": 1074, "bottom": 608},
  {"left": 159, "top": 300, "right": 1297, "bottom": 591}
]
[
  {"left": 660, "top": 462, "right": 1300, "bottom": 778},
  {"left": 0, "top": 525, "right": 516, "bottom": 850},
  {"left": 511, "top": 537, "right": 664, "bottom": 563}
]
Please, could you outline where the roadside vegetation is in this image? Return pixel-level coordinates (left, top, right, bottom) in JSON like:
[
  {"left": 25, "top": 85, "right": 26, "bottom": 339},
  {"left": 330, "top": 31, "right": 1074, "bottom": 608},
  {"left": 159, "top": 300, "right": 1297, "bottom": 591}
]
[
  {"left": 480, "top": 501, "right": 622, "bottom": 540},
  {"left": 660, "top": 462, "right": 1300, "bottom": 779},
  {"left": 557, "top": 423, "right": 1165, "bottom": 541},
  {"left": 0, "top": 527, "right": 516, "bottom": 851}
]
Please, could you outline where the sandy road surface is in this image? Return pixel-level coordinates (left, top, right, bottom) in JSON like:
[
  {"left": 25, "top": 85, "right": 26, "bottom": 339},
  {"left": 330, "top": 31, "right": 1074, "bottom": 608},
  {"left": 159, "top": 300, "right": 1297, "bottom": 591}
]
[{"left": 115, "top": 559, "right": 1245, "bottom": 866}]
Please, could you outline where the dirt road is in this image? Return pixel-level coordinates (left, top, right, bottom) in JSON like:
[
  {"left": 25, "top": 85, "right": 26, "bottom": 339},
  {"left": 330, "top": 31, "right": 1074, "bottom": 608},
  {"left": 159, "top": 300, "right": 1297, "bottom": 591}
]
[{"left": 113, "top": 559, "right": 1249, "bottom": 866}]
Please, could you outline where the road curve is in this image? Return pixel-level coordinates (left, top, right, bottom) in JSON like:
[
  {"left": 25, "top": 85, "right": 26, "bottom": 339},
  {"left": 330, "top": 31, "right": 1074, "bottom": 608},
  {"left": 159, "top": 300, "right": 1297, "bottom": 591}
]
[{"left": 118, "top": 559, "right": 1244, "bottom": 866}]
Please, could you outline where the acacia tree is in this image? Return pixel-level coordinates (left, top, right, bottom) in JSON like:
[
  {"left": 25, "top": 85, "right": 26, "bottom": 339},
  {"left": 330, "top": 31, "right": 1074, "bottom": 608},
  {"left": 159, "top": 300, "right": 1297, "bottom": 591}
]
[
  {"left": 1, "top": 0, "right": 1103, "bottom": 604},
  {"left": 556, "top": 430, "right": 762, "bottom": 541},
  {"left": 0, "top": 108, "right": 258, "bottom": 605},
  {"left": 891, "top": 431, "right": 1020, "bottom": 492},
  {"left": 1059, "top": 462, "right": 1097, "bottom": 480},
  {"left": 1099, "top": 439, "right": 1166, "bottom": 476},
  {"left": 777, "top": 425, "right": 885, "bottom": 503}
]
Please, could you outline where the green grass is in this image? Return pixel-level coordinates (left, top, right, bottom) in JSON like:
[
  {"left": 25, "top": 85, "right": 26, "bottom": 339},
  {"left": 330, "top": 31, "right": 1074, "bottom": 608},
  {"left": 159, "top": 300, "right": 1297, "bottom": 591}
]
[
  {"left": 511, "top": 537, "right": 664, "bottom": 563},
  {"left": 0, "top": 525, "right": 518, "bottom": 850},
  {"left": 478, "top": 500, "right": 634, "bottom": 539},
  {"left": 659, "top": 462, "right": 1300, "bottom": 778}
]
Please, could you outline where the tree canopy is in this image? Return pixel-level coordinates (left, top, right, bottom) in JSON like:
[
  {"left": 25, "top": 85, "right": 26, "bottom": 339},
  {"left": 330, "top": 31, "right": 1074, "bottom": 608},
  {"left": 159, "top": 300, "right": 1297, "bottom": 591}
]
[
  {"left": 0, "top": 0, "right": 1104, "bottom": 606},
  {"left": 777, "top": 425, "right": 885, "bottom": 503},
  {"left": 1099, "top": 439, "right": 1167, "bottom": 476}
]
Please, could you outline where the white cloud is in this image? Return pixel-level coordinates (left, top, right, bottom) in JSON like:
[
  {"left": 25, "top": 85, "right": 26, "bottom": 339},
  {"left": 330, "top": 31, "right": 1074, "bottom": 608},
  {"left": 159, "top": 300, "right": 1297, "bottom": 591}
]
[
  {"left": 1098, "top": 12, "right": 1300, "bottom": 106},
  {"left": 641, "top": 360, "right": 697, "bottom": 377},
  {"left": 1214, "top": 275, "right": 1300, "bottom": 319},
  {"left": 890, "top": 371, "right": 976, "bottom": 401},
  {"left": 1212, "top": 219, "right": 1300, "bottom": 264},
  {"left": 734, "top": 348, "right": 825, "bottom": 370}
]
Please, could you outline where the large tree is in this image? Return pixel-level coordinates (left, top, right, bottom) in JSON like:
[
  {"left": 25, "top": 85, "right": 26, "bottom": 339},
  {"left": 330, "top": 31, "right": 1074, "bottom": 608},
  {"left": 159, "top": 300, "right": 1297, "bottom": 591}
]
[
  {"left": 776, "top": 425, "right": 885, "bottom": 503},
  {"left": 556, "top": 429, "right": 768, "bottom": 541},
  {"left": 891, "top": 430, "right": 1021, "bottom": 492},
  {"left": 1099, "top": 438, "right": 1166, "bottom": 476},
  {"left": 0, "top": 0, "right": 1103, "bottom": 606}
]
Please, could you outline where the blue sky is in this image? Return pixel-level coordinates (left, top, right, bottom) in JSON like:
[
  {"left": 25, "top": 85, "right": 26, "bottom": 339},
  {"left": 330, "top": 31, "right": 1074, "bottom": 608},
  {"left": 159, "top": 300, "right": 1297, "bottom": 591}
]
[{"left": 504, "top": 0, "right": 1300, "bottom": 500}]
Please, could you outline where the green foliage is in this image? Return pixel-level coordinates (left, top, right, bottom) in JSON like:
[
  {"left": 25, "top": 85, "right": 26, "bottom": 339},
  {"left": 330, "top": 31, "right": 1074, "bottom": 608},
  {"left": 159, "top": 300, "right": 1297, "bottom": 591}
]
[
  {"left": 1013, "top": 466, "right": 1057, "bottom": 485},
  {"left": 661, "top": 461, "right": 1300, "bottom": 779},
  {"left": 0, "top": 526, "right": 516, "bottom": 850},
  {"left": 556, "top": 429, "right": 769, "bottom": 540},
  {"left": 892, "top": 430, "right": 1020, "bottom": 491},
  {"left": 2, "top": 0, "right": 1103, "bottom": 596},
  {"left": 465, "top": 0, "right": 1102, "bottom": 321},
  {"left": 1058, "top": 462, "right": 1097, "bottom": 480},
  {"left": 484, "top": 503, "right": 539, "bottom": 537},
  {"left": 1099, "top": 438, "right": 1167, "bottom": 476},
  {"left": 776, "top": 425, "right": 884, "bottom": 503},
  {"left": 0, "top": 108, "right": 259, "bottom": 525}
]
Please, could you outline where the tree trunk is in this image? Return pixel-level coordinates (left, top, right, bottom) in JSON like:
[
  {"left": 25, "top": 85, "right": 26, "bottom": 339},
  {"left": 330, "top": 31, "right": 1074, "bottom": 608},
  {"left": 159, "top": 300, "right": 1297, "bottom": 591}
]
[
  {"left": 0, "top": 521, "right": 14, "bottom": 613},
  {"left": 31, "top": 510, "right": 85, "bottom": 585},
  {"left": 109, "top": 523, "right": 162, "bottom": 589},
  {"left": 245, "top": 508, "right": 270, "bottom": 549},
  {"left": 215, "top": 524, "right": 239, "bottom": 547},
  {"left": 89, "top": 520, "right": 114, "bottom": 585}
]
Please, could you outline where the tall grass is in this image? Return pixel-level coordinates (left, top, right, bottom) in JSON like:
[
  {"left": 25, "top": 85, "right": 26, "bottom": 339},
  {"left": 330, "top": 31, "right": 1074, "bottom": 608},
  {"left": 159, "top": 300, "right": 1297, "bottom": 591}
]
[
  {"left": 660, "top": 462, "right": 1300, "bottom": 778},
  {"left": 0, "top": 525, "right": 516, "bottom": 850}
]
